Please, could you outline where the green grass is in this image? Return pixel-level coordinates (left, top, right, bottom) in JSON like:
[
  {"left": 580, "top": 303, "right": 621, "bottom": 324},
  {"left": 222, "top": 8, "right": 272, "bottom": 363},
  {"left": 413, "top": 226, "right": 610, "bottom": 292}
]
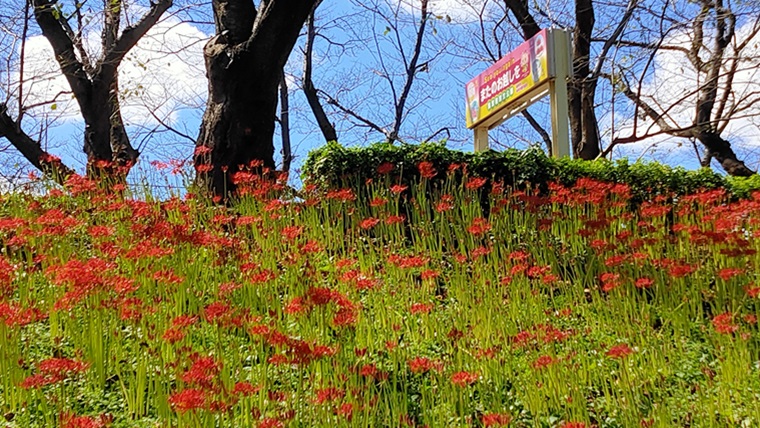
[{"left": 0, "top": 171, "right": 759, "bottom": 427}]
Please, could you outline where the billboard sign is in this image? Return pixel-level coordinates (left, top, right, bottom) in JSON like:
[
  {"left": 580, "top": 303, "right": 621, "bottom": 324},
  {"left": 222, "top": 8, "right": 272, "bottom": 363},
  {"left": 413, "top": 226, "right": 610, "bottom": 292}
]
[{"left": 466, "top": 29, "right": 552, "bottom": 128}]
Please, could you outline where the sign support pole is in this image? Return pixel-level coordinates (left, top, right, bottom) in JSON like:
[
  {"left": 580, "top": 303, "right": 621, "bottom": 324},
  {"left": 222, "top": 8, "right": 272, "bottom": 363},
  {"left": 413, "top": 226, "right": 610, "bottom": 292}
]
[
  {"left": 549, "top": 30, "right": 571, "bottom": 158},
  {"left": 474, "top": 127, "right": 489, "bottom": 152}
]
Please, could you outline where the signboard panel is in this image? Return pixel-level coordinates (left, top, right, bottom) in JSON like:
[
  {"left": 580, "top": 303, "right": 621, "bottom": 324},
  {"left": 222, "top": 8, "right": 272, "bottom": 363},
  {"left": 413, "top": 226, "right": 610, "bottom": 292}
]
[{"left": 466, "top": 29, "right": 552, "bottom": 128}]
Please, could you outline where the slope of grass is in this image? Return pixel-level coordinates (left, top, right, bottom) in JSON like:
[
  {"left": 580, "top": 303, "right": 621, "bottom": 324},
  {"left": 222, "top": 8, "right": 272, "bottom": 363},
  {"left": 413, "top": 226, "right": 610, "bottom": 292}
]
[{"left": 1, "top": 170, "right": 759, "bottom": 427}]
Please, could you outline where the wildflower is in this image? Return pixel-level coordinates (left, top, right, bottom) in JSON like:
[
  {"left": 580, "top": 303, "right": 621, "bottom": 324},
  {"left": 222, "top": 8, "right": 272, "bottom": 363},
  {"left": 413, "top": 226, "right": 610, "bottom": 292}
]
[
  {"left": 258, "top": 417, "right": 284, "bottom": 428},
  {"left": 717, "top": 267, "right": 743, "bottom": 281},
  {"left": 408, "top": 357, "right": 435, "bottom": 374},
  {"left": 482, "top": 413, "right": 512, "bottom": 427},
  {"left": 21, "top": 357, "right": 89, "bottom": 389},
  {"left": 635, "top": 277, "right": 654, "bottom": 289},
  {"left": 385, "top": 215, "right": 406, "bottom": 225},
  {"left": 233, "top": 381, "right": 260, "bottom": 396},
  {"left": 559, "top": 423, "right": 587, "bottom": 428},
  {"left": 181, "top": 356, "right": 222, "bottom": 389},
  {"left": 169, "top": 388, "right": 207, "bottom": 412},
  {"left": 410, "top": 302, "right": 433, "bottom": 314},
  {"left": 418, "top": 161, "right": 437, "bottom": 179},
  {"left": 360, "top": 217, "right": 381, "bottom": 229},
  {"left": 281, "top": 226, "right": 303, "bottom": 241},
  {"left": 313, "top": 387, "right": 345, "bottom": 404},
  {"left": 377, "top": 162, "right": 394, "bottom": 174},
  {"left": 465, "top": 177, "right": 487, "bottom": 190},
  {"left": 600, "top": 272, "right": 621, "bottom": 292},
  {"left": 712, "top": 312, "right": 738, "bottom": 335},
  {"left": 606, "top": 343, "right": 634, "bottom": 359},
  {"left": 466, "top": 217, "right": 491, "bottom": 236},
  {"left": 337, "top": 403, "right": 354, "bottom": 420},
  {"left": 390, "top": 184, "right": 408, "bottom": 194},
  {"left": 60, "top": 413, "right": 111, "bottom": 428},
  {"left": 435, "top": 194, "right": 454, "bottom": 212},
  {"left": 532, "top": 355, "right": 556, "bottom": 369},
  {"left": 451, "top": 371, "right": 478, "bottom": 387}
]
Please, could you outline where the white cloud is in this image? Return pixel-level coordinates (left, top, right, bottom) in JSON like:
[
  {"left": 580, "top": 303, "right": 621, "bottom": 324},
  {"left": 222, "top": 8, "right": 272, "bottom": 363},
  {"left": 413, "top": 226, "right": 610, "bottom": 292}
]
[
  {"left": 18, "top": 14, "right": 209, "bottom": 128},
  {"left": 400, "top": 0, "right": 489, "bottom": 23}
]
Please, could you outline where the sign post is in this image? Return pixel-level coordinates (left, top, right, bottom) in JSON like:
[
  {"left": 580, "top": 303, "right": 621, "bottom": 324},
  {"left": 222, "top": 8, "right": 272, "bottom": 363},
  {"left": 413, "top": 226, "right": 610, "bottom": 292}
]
[{"left": 466, "top": 29, "right": 572, "bottom": 158}]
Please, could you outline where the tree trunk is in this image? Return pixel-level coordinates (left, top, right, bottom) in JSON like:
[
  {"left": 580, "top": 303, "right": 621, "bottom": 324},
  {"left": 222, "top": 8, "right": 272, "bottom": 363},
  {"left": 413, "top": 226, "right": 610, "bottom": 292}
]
[
  {"left": 698, "top": 132, "right": 755, "bottom": 176},
  {"left": 570, "top": 0, "right": 600, "bottom": 160},
  {"left": 0, "top": 103, "right": 74, "bottom": 184},
  {"left": 195, "top": 0, "right": 318, "bottom": 198}
]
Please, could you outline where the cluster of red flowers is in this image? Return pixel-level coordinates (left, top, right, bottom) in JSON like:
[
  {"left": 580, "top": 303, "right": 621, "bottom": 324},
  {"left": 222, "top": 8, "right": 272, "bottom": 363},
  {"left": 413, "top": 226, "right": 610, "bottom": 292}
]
[{"left": 21, "top": 358, "right": 90, "bottom": 389}]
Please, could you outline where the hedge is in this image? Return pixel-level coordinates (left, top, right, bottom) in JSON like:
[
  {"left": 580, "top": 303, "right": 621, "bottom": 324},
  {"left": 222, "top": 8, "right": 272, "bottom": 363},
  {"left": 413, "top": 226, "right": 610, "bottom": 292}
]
[{"left": 302, "top": 141, "right": 760, "bottom": 201}]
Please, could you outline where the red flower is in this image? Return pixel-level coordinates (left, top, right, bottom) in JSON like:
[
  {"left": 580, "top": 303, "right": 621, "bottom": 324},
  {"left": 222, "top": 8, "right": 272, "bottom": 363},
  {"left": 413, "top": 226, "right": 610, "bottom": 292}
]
[
  {"left": 717, "top": 267, "right": 743, "bottom": 281},
  {"left": 410, "top": 302, "right": 433, "bottom": 314},
  {"left": 390, "top": 184, "right": 408, "bottom": 194},
  {"left": 635, "top": 277, "right": 654, "bottom": 289},
  {"left": 712, "top": 312, "right": 738, "bottom": 335},
  {"left": 532, "top": 355, "right": 556, "bottom": 369},
  {"left": 60, "top": 413, "right": 110, "bottom": 428},
  {"left": 451, "top": 371, "right": 478, "bottom": 387},
  {"left": 181, "top": 356, "right": 222, "bottom": 389},
  {"left": 482, "top": 412, "right": 512, "bottom": 427},
  {"left": 465, "top": 177, "right": 487, "bottom": 190},
  {"left": 606, "top": 344, "right": 634, "bottom": 359},
  {"left": 377, "top": 162, "right": 395, "bottom": 174},
  {"left": 408, "top": 357, "right": 438, "bottom": 374},
  {"left": 559, "top": 422, "right": 587, "bottom": 428},
  {"left": 169, "top": 388, "right": 207, "bottom": 412},
  {"left": 233, "top": 382, "right": 260, "bottom": 397},
  {"left": 360, "top": 217, "right": 381, "bottom": 229},
  {"left": 466, "top": 217, "right": 491, "bottom": 236},
  {"left": 418, "top": 161, "right": 437, "bottom": 179}
]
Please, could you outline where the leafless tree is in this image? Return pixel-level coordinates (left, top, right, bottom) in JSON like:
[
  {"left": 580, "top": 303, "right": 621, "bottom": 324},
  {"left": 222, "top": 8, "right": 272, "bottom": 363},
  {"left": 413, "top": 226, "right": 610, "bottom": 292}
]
[{"left": 607, "top": 0, "right": 758, "bottom": 176}]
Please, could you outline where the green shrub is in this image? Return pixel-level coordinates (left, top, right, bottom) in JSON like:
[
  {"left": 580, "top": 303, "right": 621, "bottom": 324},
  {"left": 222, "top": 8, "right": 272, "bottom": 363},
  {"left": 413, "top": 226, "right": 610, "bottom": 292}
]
[{"left": 303, "top": 141, "right": 758, "bottom": 201}]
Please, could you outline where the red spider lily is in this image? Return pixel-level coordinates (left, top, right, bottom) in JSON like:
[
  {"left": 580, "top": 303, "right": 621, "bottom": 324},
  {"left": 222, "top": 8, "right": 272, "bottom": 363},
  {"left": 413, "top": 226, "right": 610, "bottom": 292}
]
[
  {"left": 313, "top": 387, "right": 345, "bottom": 404},
  {"left": 388, "top": 254, "right": 429, "bottom": 269},
  {"left": 717, "top": 267, "right": 743, "bottom": 281},
  {"left": 532, "top": 355, "right": 557, "bottom": 369},
  {"left": 465, "top": 177, "right": 487, "bottom": 190},
  {"left": 408, "top": 357, "right": 442, "bottom": 374},
  {"left": 0, "top": 303, "right": 46, "bottom": 327},
  {"left": 232, "top": 381, "right": 260, "bottom": 396},
  {"left": 360, "top": 364, "right": 378, "bottom": 378},
  {"left": 377, "top": 162, "right": 395, "bottom": 174},
  {"left": 162, "top": 328, "right": 186, "bottom": 344},
  {"left": 559, "top": 422, "right": 587, "bottom": 428},
  {"left": 420, "top": 269, "right": 440, "bottom": 280},
  {"left": 326, "top": 188, "right": 356, "bottom": 202},
  {"left": 390, "top": 184, "right": 408, "bottom": 194},
  {"left": 281, "top": 225, "right": 304, "bottom": 241},
  {"left": 258, "top": 418, "right": 284, "bottom": 428},
  {"left": 482, "top": 412, "right": 512, "bottom": 426},
  {"left": 169, "top": 388, "right": 207, "bottom": 412},
  {"left": 181, "top": 356, "right": 222, "bottom": 390},
  {"left": 635, "top": 277, "right": 654, "bottom": 289},
  {"left": 360, "top": 217, "right": 381, "bottom": 229},
  {"left": 418, "top": 161, "right": 437, "bottom": 179},
  {"left": 59, "top": 412, "right": 112, "bottom": 428},
  {"left": 746, "top": 285, "right": 760, "bottom": 298},
  {"left": 606, "top": 344, "right": 634, "bottom": 359},
  {"left": 21, "top": 357, "right": 90, "bottom": 389},
  {"left": 743, "top": 314, "right": 757, "bottom": 325},
  {"left": 337, "top": 403, "right": 354, "bottom": 420},
  {"left": 712, "top": 313, "right": 739, "bottom": 335},
  {"left": 467, "top": 217, "right": 491, "bottom": 236},
  {"left": 385, "top": 215, "right": 406, "bottom": 225},
  {"left": 471, "top": 246, "right": 492, "bottom": 258},
  {"left": 370, "top": 197, "right": 388, "bottom": 207},
  {"left": 450, "top": 371, "right": 478, "bottom": 387},
  {"left": 601, "top": 272, "right": 622, "bottom": 292},
  {"left": 435, "top": 194, "right": 454, "bottom": 212},
  {"left": 410, "top": 302, "right": 433, "bottom": 314}
]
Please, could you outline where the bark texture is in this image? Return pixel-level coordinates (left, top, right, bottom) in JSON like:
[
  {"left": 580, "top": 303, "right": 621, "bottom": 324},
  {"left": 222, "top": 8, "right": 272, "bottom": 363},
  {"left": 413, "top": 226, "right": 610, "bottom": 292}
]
[
  {"left": 30, "top": 0, "right": 172, "bottom": 179},
  {"left": 195, "top": 0, "right": 318, "bottom": 198}
]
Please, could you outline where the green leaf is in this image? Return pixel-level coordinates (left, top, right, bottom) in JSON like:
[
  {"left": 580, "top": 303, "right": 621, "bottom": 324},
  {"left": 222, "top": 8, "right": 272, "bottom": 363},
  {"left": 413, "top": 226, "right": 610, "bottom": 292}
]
[
  {"left": 383, "top": 26, "right": 391, "bottom": 36},
  {"left": 50, "top": 103, "right": 57, "bottom": 111}
]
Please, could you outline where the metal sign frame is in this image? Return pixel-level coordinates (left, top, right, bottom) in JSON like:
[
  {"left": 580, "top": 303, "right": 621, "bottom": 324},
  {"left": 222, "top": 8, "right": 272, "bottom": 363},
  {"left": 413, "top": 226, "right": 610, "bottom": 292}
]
[{"left": 467, "top": 29, "right": 572, "bottom": 158}]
